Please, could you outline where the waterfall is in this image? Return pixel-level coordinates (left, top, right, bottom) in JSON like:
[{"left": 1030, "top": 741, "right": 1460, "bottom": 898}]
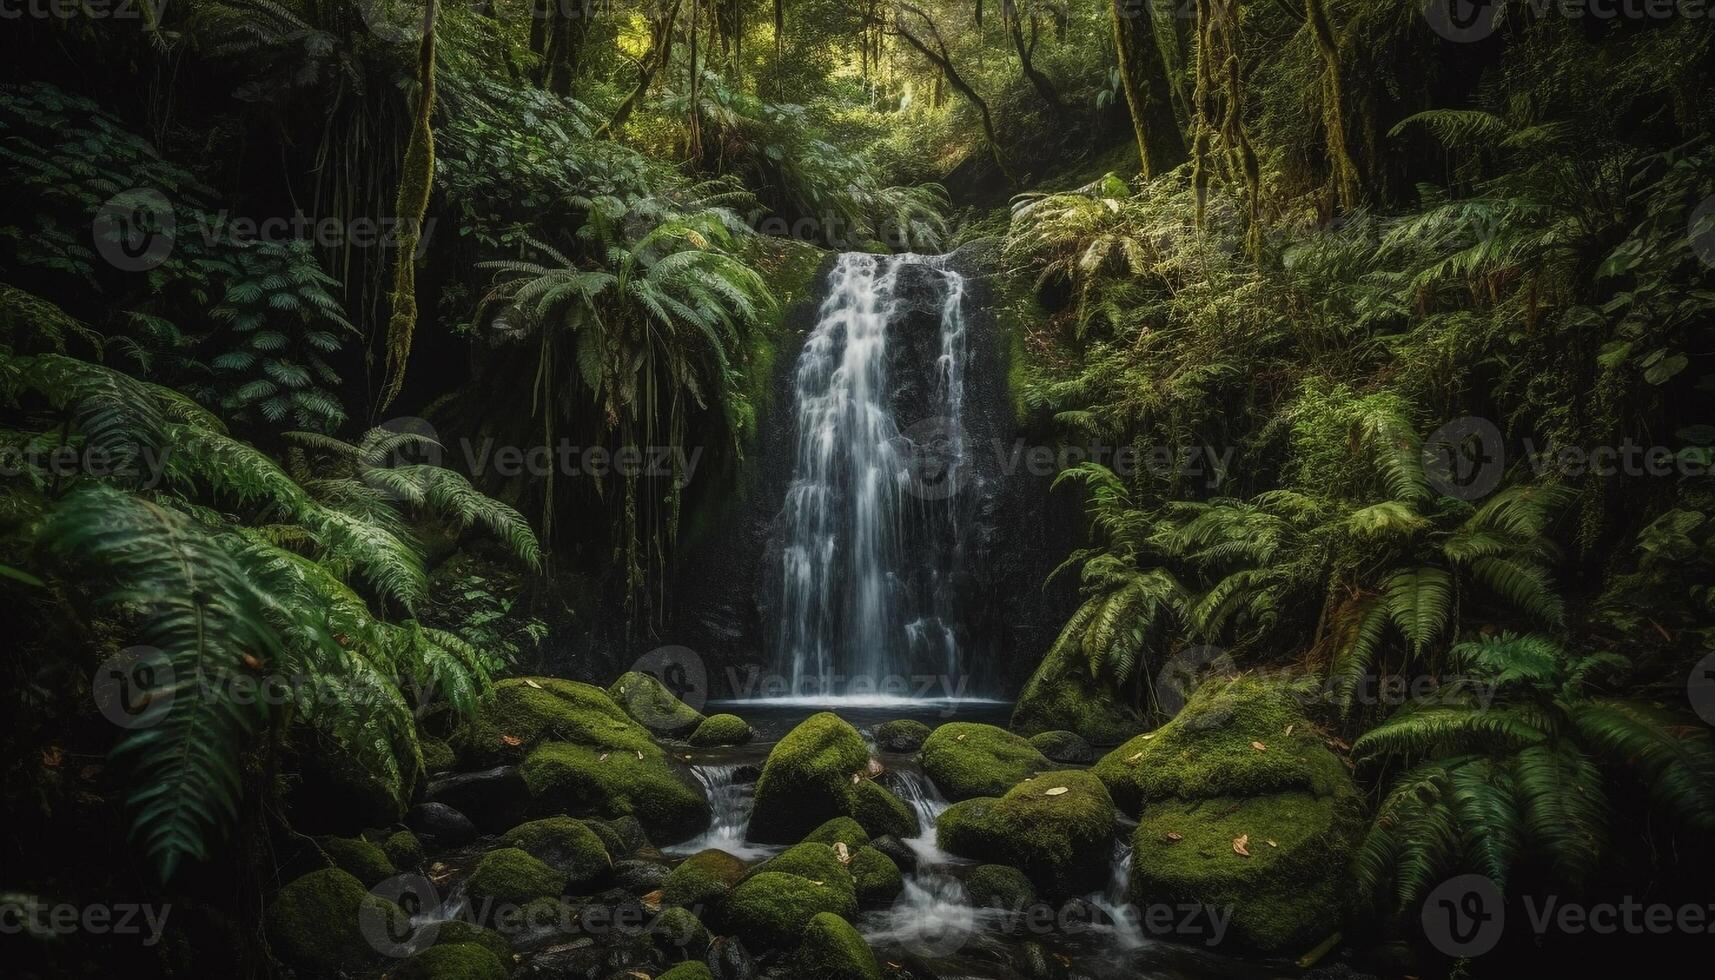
[
  {"left": 669, "top": 765, "right": 771, "bottom": 860},
  {"left": 882, "top": 766, "right": 953, "bottom": 866},
  {"left": 776, "top": 252, "right": 972, "bottom": 696},
  {"left": 1090, "top": 840, "right": 1149, "bottom": 951}
]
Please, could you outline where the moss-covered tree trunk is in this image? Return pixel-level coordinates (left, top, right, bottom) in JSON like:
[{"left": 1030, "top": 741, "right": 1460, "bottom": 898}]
[
  {"left": 379, "top": 0, "right": 438, "bottom": 411},
  {"left": 1111, "top": 0, "right": 1185, "bottom": 180}
]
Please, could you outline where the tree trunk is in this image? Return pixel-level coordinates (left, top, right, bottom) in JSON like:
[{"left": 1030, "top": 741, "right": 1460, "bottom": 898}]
[
  {"left": 601, "top": 0, "right": 687, "bottom": 138},
  {"left": 1111, "top": 0, "right": 1185, "bottom": 180},
  {"left": 380, "top": 0, "right": 439, "bottom": 411},
  {"left": 1005, "top": 0, "right": 1063, "bottom": 114},
  {"left": 894, "top": 3, "right": 1017, "bottom": 187},
  {"left": 1303, "top": 0, "right": 1362, "bottom": 209}
]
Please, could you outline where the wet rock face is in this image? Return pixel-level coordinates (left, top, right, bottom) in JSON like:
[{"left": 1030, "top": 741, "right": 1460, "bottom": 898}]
[{"left": 425, "top": 766, "right": 530, "bottom": 834}]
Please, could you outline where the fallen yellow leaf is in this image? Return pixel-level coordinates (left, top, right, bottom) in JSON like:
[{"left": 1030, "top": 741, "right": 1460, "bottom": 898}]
[
  {"left": 1233, "top": 834, "right": 1251, "bottom": 858},
  {"left": 501, "top": 734, "right": 523, "bottom": 746},
  {"left": 834, "top": 842, "right": 850, "bottom": 864},
  {"left": 1164, "top": 831, "right": 1183, "bottom": 842},
  {"left": 1251, "top": 741, "right": 1267, "bottom": 752},
  {"left": 1044, "top": 786, "right": 1069, "bottom": 796},
  {"left": 524, "top": 678, "right": 543, "bottom": 689}
]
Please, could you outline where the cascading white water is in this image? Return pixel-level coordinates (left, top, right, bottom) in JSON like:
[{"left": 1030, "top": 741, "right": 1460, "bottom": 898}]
[
  {"left": 882, "top": 766, "right": 954, "bottom": 866},
  {"left": 670, "top": 765, "right": 773, "bottom": 861},
  {"left": 777, "top": 252, "right": 971, "bottom": 695},
  {"left": 1092, "top": 840, "right": 1150, "bottom": 950}
]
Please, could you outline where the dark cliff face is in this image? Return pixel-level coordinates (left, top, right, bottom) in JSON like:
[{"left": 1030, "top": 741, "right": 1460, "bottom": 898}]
[{"left": 662, "top": 245, "right": 1078, "bottom": 700}]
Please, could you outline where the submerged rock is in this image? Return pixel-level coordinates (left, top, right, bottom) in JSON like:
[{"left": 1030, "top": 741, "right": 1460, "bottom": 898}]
[
  {"left": 875, "top": 718, "right": 932, "bottom": 753},
  {"left": 936, "top": 770, "right": 1117, "bottom": 898},
  {"left": 265, "top": 868, "right": 402, "bottom": 975},
  {"left": 748, "top": 712, "right": 917, "bottom": 842},
  {"left": 449, "top": 677, "right": 655, "bottom": 767},
  {"left": 1009, "top": 642, "right": 1142, "bottom": 745},
  {"left": 610, "top": 670, "right": 708, "bottom": 738},
  {"left": 1028, "top": 730, "right": 1094, "bottom": 764},
  {"left": 920, "top": 722, "right": 1052, "bottom": 800},
  {"left": 501, "top": 816, "right": 612, "bottom": 889},
  {"left": 789, "top": 911, "right": 883, "bottom": 980},
  {"left": 519, "top": 741, "right": 710, "bottom": 844},
  {"left": 688, "top": 713, "right": 755, "bottom": 746}
]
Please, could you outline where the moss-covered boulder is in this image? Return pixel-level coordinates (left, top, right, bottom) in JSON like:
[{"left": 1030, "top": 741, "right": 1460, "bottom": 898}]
[
  {"left": 608, "top": 670, "right": 706, "bottom": 737},
  {"left": 501, "top": 816, "right": 611, "bottom": 889},
  {"left": 587, "top": 815, "right": 651, "bottom": 859},
  {"left": 848, "top": 846, "right": 903, "bottom": 908},
  {"left": 747, "top": 842, "right": 857, "bottom": 906},
  {"left": 789, "top": 911, "right": 882, "bottom": 980},
  {"left": 716, "top": 871, "right": 859, "bottom": 953},
  {"left": 650, "top": 906, "right": 712, "bottom": 958},
  {"left": 430, "top": 919, "right": 513, "bottom": 961},
  {"left": 1010, "top": 642, "right": 1141, "bottom": 745},
  {"left": 964, "top": 864, "right": 1036, "bottom": 910},
  {"left": 421, "top": 735, "right": 457, "bottom": 773},
  {"left": 465, "top": 847, "right": 568, "bottom": 908},
  {"left": 687, "top": 713, "right": 754, "bottom": 747},
  {"left": 920, "top": 723, "right": 1052, "bottom": 801},
  {"left": 265, "top": 868, "right": 403, "bottom": 975},
  {"left": 381, "top": 830, "right": 425, "bottom": 872},
  {"left": 520, "top": 741, "right": 710, "bottom": 844},
  {"left": 1091, "top": 675, "right": 1349, "bottom": 817},
  {"left": 663, "top": 848, "right": 748, "bottom": 909},
  {"left": 936, "top": 770, "right": 1116, "bottom": 898},
  {"left": 1028, "top": 730, "right": 1095, "bottom": 764},
  {"left": 875, "top": 719, "right": 931, "bottom": 753},
  {"left": 450, "top": 677, "right": 654, "bottom": 768},
  {"left": 392, "top": 943, "right": 509, "bottom": 980},
  {"left": 318, "top": 836, "right": 396, "bottom": 887},
  {"left": 658, "top": 963, "right": 715, "bottom": 980},
  {"left": 1130, "top": 791, "right": 1363, "bottom": 953},
  {"left": 801, "top": 816, "right": 870, "bottom": 847},
  {"left": 749, "top": 713, "right": 915, "bottom": 842}
]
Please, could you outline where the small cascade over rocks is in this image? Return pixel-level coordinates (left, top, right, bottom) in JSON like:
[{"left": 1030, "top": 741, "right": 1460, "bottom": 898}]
[{"left": 671, "top": 764, "right": 772, "bottom": 861}]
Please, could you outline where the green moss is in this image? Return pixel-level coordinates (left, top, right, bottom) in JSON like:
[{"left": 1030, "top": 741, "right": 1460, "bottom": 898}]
[
  {"left": 965, "top": 864, "right": 1036, "bottom": 910},
  {"left": 392, "top": 943, "right": 509, "bottom": 980},
  {"left": 465, "top": 847, "right": 567, "bottom": 908},
  {"left": 317, "top": 835, "right": 396, "bottom": 888},
  {"left": 663, "top": 848, "right": 748, "bottom": 909},
  {"left": 587, "top": 815, "right": 650, "bottom": 859},
  {"left": 848, "top": 778, "right": 918, "bottom": 839},
  {"left": 716, "top": 871, "right": 859, "bottom": 953},
  {"left": 1091, "top": 675, "right": 1348, "bottom": 816},
  {"left": 658, "top": 962, "right": 715, "bottom": 980},
  {"left": 266, "top": 868, "right": 401, "bottom": 975},
  {"left": 1129, "top": 791, "right": 1364, "bottom": 953},
  {"left": 450, "top": 677, "right": 653, "bottom": 767},
  {"left": 747, "top": 712, "right": 869, "bottom": 842},
  {"left": 789, "top": 911, "right": 882, "bottom": 980},
  {"left": 875, "top": 718, "right": 931, "bottom": 752},
  {"left": 501, "top": 816, "right": 611, "bottom": 888},
  {"left": 748, "top": 842, "right": 857, "bottom": 905},
  {"left": 920, "top": 722, "right": 1053, "bottom": 801},
  {"left": 1009, "top": 642, "right": 1141, "bottom": 745},
  {"left": 1028, "top": 730, "right": 1094, "bottom": 764},
  {"left": 382, "top": 830, "right": 425, "bottom": 871},
  {"left": 431, "top": 919, "right": 513, "bottom": 961},
  {"left": 687, "top": 713, "right": 754, "bottom": 746},
  {"left": 520, "top": 741, "right": 711, "bottom": 844},
  {"left": 649, "top": 906, "right": 712, "bottom": 958},
  {"left": 848, "top": 846, "right": 903, "bottom": 908},
  {"left": 609, "top": 671, "right": 707, "bottom": 737},
  {"left": 936, "top": 770, "right": 1117, "bottom": 898},
  {"left": 421, "top": 735, "right": 457, "bottom": 773},
  {"left": 800, "top": 816, "right": 870, "bottom": 847}
]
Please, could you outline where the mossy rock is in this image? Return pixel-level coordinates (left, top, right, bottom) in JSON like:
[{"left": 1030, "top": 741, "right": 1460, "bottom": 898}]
[
  {"left": 1028, "top": 730, "right": 1095, "bottom": 764},
  {"left": 609, "top": 670, "right": 707, "bottom": 737},
  {"left": 501, "top": 816, "right": 612, "bottom": 889},
  {"left": 801, "top": 816, "right": 870, "bottom": 847},
  {"left": 318, "top": 835, "right": 396, "bottom": 888},
  {"left": 421, "top": 735, "right": 457, "bottom": 773},
  {"left": 920, "top": 723, "right": 1052, "bottom": 801},
  {"left": 964, "top": 864, "right": 1036, "bottom": 910},
  {"left": 450, "top": 678, "right": 654, "bottom": 768},
  {"left": 650, "top": 906, "right": 712, "bottom": 958},
  {"left": 392, "top": 942, "right": 509, "bottom": 980},
  {"left": 520, "top": 741, "right": 710, "bottom": 845},
  {"left": 848, "top": 846, "right": 903, "bottom": 908},
  {"left": 936, "top": 770, "right": 1116, "bottom": 898},
  {"left": 663, "top": 848, "right": 749, "bottom": 909},
  {"left": 1129, "top": 791, "right": 1364, "bottom": 953},
  {"left": 265, "top": 868, "right": 402, "bottom": 975},
  {"left": 789, "top": 911, "right": 882, "bottom": 980},
  {"left": 1010, "top": 642, "right": 1141, "bottom": 745},
  {"left": 716, "top": 871, "right": 859, "bottom": 953},
  {"left": 430, "top": 919, "right": 513, "bottom": 961},
  {"left": 587, "top": 815, "right": 651, "bottom": 859},
  {"left": 465, "top": 847, "right": 568, "bottom": 908},
  {"left": 1091, "top": 675, "right": 1348, "bottom": 817},
  {"left": 875, "top": 719, "right": 931, "bottom": 753},
  {"left": 658, "top": 963, "right": 715, "bottom": 980},
  {"left": 751, "top": 713, "right": 911, "bottom": 842},
  {"left": 747, "top": 842, "right": 857, "bottom": 905},
  {"left": 687, "top": 713, "right": 754, "bottom": 747},
  {"left": 381, "top": 830, "right": 425, "bottom": 872}
]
